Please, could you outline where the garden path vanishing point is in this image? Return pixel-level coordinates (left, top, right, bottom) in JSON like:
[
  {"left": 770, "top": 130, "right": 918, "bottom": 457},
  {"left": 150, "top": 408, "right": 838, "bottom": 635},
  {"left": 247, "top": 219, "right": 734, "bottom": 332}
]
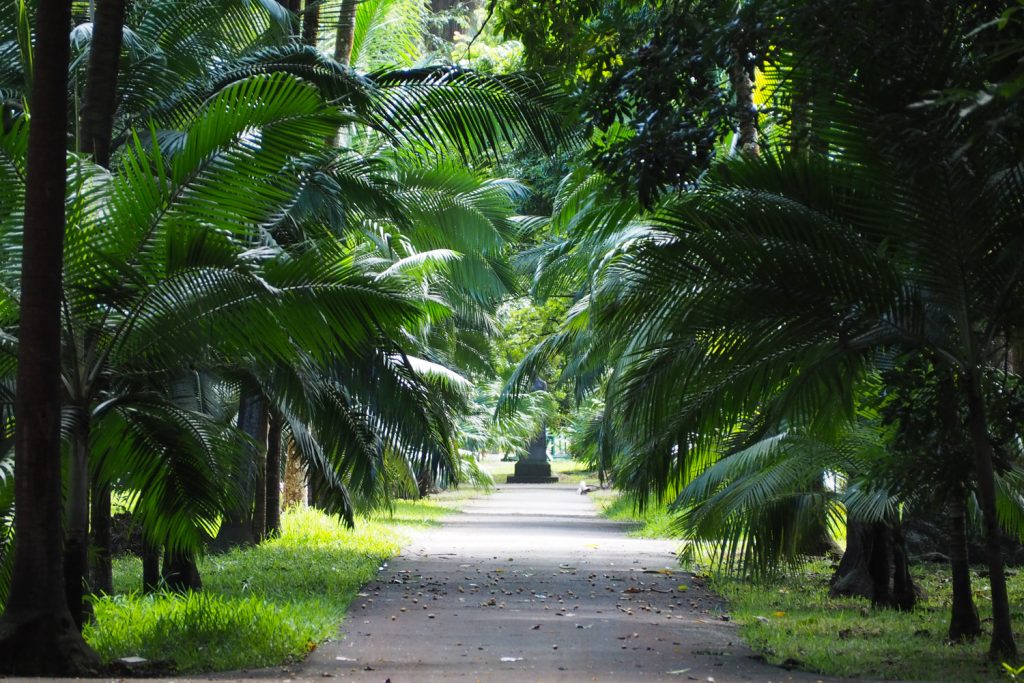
[{"left": 242, "top": 483, "right": 861, "bottom": 683}]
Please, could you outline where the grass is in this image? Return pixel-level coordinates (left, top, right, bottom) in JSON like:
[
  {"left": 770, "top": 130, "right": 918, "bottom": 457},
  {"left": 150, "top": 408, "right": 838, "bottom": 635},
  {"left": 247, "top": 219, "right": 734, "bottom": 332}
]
[
  {"left": 594, "top": 489, "right": 678, "bottom": 538},
  {"left": 714, "top": 560, "right": 1024, "bottom": 682},
  {"left": 84, "top": 492, "right": 473, "bottom": 673}
]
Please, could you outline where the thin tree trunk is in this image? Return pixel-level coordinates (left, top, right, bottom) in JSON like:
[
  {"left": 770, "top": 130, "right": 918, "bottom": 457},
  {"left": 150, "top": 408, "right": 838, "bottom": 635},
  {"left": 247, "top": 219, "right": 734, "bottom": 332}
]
[
  {"left": 78, "top": 0, "right": 125, "bottom": 167},
  {"left": 252, "top": 403, "right": 268, "bottom": 542},
  {"left": 964, "top": 369, "right": 1017, "bottom": 660},
  {"left": 0, "top": 0, "right": 101, "bottom": 670},
  {"left": 142, "top": 540, "right": 161, "bottom": 593},
  {"left": 64, "top": 419, "right": 92, "bottom": 630},
  {"left": 333, "top": 0, "right": 358, "bottom": 65},
  {"left": 302, "top": 0, "right": 319, "bottom": 47},
  {"left": 729, "top": 57, "right": 759, "bottom": 156},
  {"left": 265, "top": 408, "right": 283, "bottom": 538},
  {"left": 90, "top": 481, "right": 113, "bottom": 595},
  {"left": 947, "top": 489, "right": 981, "bottom": 641}
]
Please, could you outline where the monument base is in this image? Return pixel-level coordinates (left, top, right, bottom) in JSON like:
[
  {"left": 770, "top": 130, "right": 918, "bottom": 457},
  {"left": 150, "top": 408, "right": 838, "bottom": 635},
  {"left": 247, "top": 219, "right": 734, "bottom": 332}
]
[{"left": 506, "top": 460, "right": 559, "bottom": 484}]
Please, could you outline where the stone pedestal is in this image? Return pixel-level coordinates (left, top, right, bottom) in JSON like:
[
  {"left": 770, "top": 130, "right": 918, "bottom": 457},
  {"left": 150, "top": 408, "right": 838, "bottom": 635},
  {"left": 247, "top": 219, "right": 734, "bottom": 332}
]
[{"left": 506, "top": 425, "right": 559, "bottom": 484}]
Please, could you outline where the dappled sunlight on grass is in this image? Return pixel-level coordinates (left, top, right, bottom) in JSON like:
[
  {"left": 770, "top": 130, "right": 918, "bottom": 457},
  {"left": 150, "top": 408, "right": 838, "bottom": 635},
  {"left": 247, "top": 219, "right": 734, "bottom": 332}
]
[{"left": 86, "top": 497, "right": 476, "bottom": 672}]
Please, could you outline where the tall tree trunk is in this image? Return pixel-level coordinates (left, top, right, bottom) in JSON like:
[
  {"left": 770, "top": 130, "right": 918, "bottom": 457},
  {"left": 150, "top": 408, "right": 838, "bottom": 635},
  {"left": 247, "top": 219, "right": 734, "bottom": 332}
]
[
  {"left": 162, "top": 548, "right": 201, "bottom": 593},
  {"left": 89, "top": 482, "right": 113, "bottom": 595},
  {"left": 729, "top": 56, "right": 759, "bottom": 156},
  {"left": 333, "top": 0, "right": 358, "bottom": 65},
  {"left": 947, "top": 489, "right": 982, "bottom": 641},
  {"left": 0, "top": 0, "right": 102, "bottom": 671},
  {"left": 265, "top": 408, "right": 283, "bottom": 538},
  {"left": 64, "top": 418, "right": 92, "bottom": 630},
  {"left": 142, "top": 540, "right": 161, "bottom": 593},
  {"left": 79, "top": 0, "right": 123, "bottom": 598},
  {"left": 302, "top": 0, "right": 319, "bottom": 47},
  {"left": 964, "top": 369, "right": 1017, "bottom": 660},
  {"left": 78, "top": 0, "right": 125, "bottom": 167}
]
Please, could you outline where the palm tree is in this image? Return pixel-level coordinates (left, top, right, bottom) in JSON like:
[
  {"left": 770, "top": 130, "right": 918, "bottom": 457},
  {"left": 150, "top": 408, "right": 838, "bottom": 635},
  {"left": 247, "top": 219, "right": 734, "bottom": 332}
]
[{"left": 0, "top": 0, "right": 101, "bottom": 671}]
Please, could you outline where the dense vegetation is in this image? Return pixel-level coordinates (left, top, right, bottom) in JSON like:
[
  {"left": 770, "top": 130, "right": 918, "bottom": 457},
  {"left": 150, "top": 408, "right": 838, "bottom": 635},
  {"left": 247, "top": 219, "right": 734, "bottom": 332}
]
[{"left": 0, "top": 0, "right": 1022, "bottom": 679}]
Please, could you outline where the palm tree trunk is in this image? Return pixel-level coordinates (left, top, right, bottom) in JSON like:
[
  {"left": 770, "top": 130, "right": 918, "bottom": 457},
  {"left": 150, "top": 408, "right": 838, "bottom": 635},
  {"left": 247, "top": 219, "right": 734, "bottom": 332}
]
[
  {"left": 729, "top": 57, "right": 758, "bottom": 156},
  {"left": 162, "top": 548, "right": 201, "bottom": 593},
  {"left": 302, "top": 0, "right": 319, "bottom": 47},
  {"left": 964, "top": 369, "right": 1017, "bottom": 660},
  {"left": 89, "top": 482, "right": 113, "bottom": 595},
  {"left": 889, "top": 520, "right": 917, "bottom": 611},
  {"left": 282, "top": 438, "right": 306, "bottom": 507},
  {"left": 0, "top": 0, "right": 101, "bottom": 671},
  {"left": 64, "top": 419, "right": 92, "bottom": 630},
  {"left": 334, "top": 0, "right": 358, "bottom": 65},
  {"left": 947, "top": 488, "right": 981, "bottom": 641},
  {"left": 265, "top": 408, "right": 283, "bottom": 537},
  {"left": 78, "top": 0, "right": 125, "bottom": 167},
  {"left": 142, "top": 540, "right": 161, "bottom": 593},
  {"left": 211, "top": 392, "right": 266, "bottom": 551},
  {"left": 252, "top": 404, "right": 268, "bottom": 543}
]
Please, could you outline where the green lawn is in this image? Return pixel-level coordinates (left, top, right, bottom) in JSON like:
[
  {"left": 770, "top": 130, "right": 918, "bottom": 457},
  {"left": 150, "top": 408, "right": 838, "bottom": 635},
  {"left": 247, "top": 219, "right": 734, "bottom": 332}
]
[
  {"left": 714, "top": 560, "right": 1024, "bottom": 683},
  {"left": 84, "top": 493, "right": 474, "bottom": 673}
]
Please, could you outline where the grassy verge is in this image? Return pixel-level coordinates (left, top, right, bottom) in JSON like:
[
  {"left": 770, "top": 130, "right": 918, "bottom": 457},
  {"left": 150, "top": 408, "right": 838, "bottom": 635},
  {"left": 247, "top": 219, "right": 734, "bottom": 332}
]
[
  {"left": 714, "top": 560, "right": 1024, "bottom": 682},
  {"left": 594, "top": 489, "right": 678, "bottom": 538},
  {"left": 84, "top": 492, "right": 473, "bottom": 673}
]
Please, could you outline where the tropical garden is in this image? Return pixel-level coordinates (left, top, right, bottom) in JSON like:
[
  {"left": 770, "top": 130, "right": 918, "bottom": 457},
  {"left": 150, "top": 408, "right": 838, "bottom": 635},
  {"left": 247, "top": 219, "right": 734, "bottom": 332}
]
[{"left": 0, "top": 0, "right": 1022, "bottom": 679}]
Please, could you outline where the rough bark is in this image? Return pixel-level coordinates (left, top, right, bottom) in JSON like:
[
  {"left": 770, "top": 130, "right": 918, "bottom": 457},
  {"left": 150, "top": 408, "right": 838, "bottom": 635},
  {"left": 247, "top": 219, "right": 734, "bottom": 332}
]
[
  {"left": 64, "top": 419, "right": 92, "bottom": 630},
  {"left": 90, "top": 481, "right": 113, "bottom": 595},
  {"left": 964, "top": 370, "right": 1018, "bottom": 659},
  {"left": 333, "top": 0, "right": 358, "bottom": 65},
  {"left": 947, "top": 490, "right": 982, "bottom": 641},
  {"left": 265, "top": 408, "right": 283, "bottom": 538},
  {"left": 142, "top": 540, "right": 161, "bottom": 593},
  {"left": 78, "top": 0, "right": 126, "bottom": 167},
  {"left": 729, "top": 57, "right": 759, "bottom": 156},
  {"left": 212, "top": 392, "right": 268, "bottom": 551},
  {"left": 301, "top": 0, "right": 319, "bottom": 46},
  {"left": 282, "top": 438, "right": 307, "bottom": 508},
  {"left": 0, "top": 0, "right": 102, "bottom": 671},
  {"left": 162, "top": 549, "right": 201, "bottom": 593}
]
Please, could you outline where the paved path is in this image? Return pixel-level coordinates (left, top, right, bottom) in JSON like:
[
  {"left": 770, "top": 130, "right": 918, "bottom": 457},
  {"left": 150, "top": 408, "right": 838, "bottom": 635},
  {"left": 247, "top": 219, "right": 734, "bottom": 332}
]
[{"left": 262, "top": 484, "right": 847, "bottom": 683}]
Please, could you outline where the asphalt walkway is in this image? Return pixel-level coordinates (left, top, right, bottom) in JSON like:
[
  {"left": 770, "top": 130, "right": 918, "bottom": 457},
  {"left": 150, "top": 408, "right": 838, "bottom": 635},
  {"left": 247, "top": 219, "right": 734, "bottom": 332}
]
[{"left": 275, "top": 484, "right": 845, "bottom": 682}]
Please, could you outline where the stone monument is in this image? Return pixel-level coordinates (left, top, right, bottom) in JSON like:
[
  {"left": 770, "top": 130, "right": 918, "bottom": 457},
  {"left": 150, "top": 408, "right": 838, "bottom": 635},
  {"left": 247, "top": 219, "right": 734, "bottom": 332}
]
[{"left": 507, "top": 379, "right": 558, "bottom": 483}]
